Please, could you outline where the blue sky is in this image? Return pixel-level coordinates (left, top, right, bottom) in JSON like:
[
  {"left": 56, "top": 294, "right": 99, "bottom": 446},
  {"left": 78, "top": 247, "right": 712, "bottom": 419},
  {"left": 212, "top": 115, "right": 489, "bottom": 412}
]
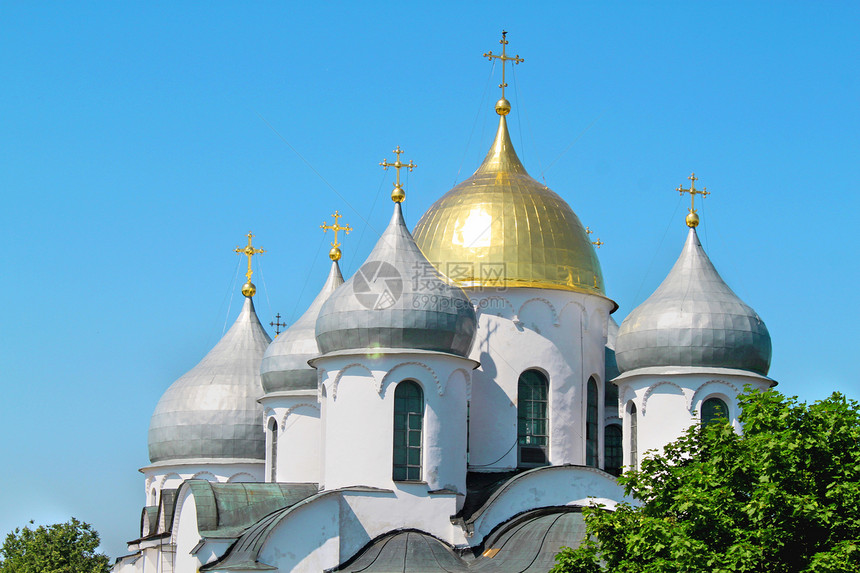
[{"left": 1, "top": 1, "right": 857, "bottom": 559}]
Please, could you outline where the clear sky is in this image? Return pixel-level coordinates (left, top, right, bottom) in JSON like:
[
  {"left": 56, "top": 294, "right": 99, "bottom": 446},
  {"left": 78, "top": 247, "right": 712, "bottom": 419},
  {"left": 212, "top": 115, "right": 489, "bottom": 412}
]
[{"left": 1, "top": 0, "right": 857, "bottom": 560}]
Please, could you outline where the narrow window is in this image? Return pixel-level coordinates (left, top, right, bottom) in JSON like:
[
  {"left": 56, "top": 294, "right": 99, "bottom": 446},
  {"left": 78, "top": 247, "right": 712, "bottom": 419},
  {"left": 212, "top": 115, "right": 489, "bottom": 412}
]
[
  {"left": 702, "top": 397, "right": 729, "bottom": 426},
  {"left": 629, "top": 401, "right": 638, "bottom": 470},
  {"left": 517, "top": 370, "right": 549, "bottom": 467},
  {"left": 585, "top": 377, "right": 599, "bottom": 466},
  {"left": 268, "top": 417, "right": 278, "bottom": 483},
  {"left": 393, "top": 381, "right": 423, "bottom": 481},
  {"left": 605, "top": 381, "right": 619, "bottom": 418},
  {"left": 604, "top": 424, "right": 623, "bottom": 476}
]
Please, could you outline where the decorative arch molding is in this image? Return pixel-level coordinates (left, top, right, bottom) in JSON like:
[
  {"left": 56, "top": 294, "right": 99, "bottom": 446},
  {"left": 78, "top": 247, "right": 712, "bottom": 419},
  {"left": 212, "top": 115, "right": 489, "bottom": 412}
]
[
  {"left": 446, "top": 368, "right": 471, "bottom": 398},
  {"left": 145, "top": 475, "right": 154, "bottom": 493},
  {"left": 604, "top": 415, "right": 622, "bottom": 426},
  {"left": 558, "top": 299, "right": 588, "bottom": 329},
  {"left": 316, "top": 367, "right": 326, "bottom": 402},
  {"left": 517, "top": 297, "right": 560, "bottom": 327},
  {"left": 689, "top": 379, "right": 741, "bottom": 414},
  {"left": 279, "top": 402, "right": 321, "bottom": 430},
  {"left": 380, "top": 361, "right": 441, "bottom": 396},
  {"left": 263, "top": 407, "right": 277, "bottom": 422},
  {"left": 330, "top": 363, "right": 375, "bottom": 400},
  {"left": 158, "top": 472, "right": 182, "bottom": 490},
  {"left": 641, "top": 381, "right": 686, "bottom": 415},
  {"left": 189, "top": 471, "right": 217, "bottom": 482},
  {"left": 227, "top": 472, "right": 257, "bottom": 483},
  {"left": 619, "top": 385, "right": 636, "bottom": 407},
  {"left": 476, "top": 296, "right": 517, "bottom": 319}
]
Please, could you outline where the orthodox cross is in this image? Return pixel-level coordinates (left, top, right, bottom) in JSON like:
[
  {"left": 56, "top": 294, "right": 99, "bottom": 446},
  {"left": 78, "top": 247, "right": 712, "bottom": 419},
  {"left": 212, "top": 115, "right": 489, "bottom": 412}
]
[
  {"left": 677, "top": 173, "right": 710, "bottom": 214},
  {"left": 585, "top": 226, "right": 604, "bottom": 248},
  {"left": 270, "top": 313, "right": 287, "bottom": 336},
  {"left": 320, "top": 210, "right": 352, "bottom": 249},
  {"left": 320, "top": 210, "right": 352, "bottom": 260},
  {"left": 379, "top": 146, "right": 417, "bottom": 203},
  {"left": 483, "top": 30, "right": 524, "bottom": 100},
  {"left": 235, "top": 232, "right": 265, "bottom": 283}
]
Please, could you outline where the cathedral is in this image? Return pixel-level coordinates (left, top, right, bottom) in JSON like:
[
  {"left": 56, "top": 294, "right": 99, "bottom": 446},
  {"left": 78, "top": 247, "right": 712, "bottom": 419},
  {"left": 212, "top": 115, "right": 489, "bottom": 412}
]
[{"left": 114, "top": 34, "right": 774, "bottom": 573}]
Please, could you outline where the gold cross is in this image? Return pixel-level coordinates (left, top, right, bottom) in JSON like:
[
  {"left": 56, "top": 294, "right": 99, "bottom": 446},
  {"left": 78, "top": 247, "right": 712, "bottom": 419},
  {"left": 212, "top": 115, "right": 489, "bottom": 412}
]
[
  {"left": 483, "top": 30, "right": 524, "bottom": 100},
  {"left": 677, "top": 173, "right": 710, "bottom": 212},
  {"left": 270, "top": 313, "right": 287, "bottom": 336},
  {"left": 676, "top": 173, "right": 710, "bottom": 227},
  {"left": 234, "top": 232, "right": 265, "bottom": 283},
  {"left": 380, "top": 146, "right": 417, "bottom": 203},
  {"left": 585, "top": 227, "right": 603, "bottom": 248},
  {"left": 320, "top": 210, "right": 352, "bottom": 261}
]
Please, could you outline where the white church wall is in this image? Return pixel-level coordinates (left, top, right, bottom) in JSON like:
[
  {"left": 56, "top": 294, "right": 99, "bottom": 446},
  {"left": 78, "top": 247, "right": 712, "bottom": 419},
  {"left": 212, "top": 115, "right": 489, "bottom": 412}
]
[
  {"left": 466, "top": 288, "right": 613, "bottom": 470},
  {"left": 315, "top": 352, "right": 472, "bottom": 496},
  {"left": 256, "top": 493, "right": 341, "bottom": 573},
  {"left": 466, "top": 465, "right": 626, "bottom": 545},
  {"left": 616, "top": 370, "right": 773, "bottom": 469},
  {"left": 262, "top": 394, "right": 321, "bottom": 483},
  {"left": 142, "top": 462, "right": 263, "bottom": 506}
]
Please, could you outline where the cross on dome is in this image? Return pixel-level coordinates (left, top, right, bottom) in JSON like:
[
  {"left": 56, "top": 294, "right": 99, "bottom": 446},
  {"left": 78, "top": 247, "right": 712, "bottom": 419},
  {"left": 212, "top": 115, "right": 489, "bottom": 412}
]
[
  {"left": 676, "top": 173, "right": 711, "bottom": 228},
  {"left": 269, "top": 312, "right": 286, "bottom": 336},
  {"left": 483, "top": 30, "right": 524, "bottom": 115},
  {"left": 320, "top": 210, "right": 352, "bottom": 261},
  {"left": 234, "top": 232, "right": 265, "bottom": 296},
  {"left": 379, "top": 146, "right": 417, "bottom": 203}
]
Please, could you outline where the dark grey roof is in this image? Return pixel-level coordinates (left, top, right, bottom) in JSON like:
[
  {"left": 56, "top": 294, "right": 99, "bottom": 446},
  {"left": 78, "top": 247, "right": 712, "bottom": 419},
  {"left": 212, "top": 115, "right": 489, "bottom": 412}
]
[
  {"left": 260, "top": 261, "right": 343, "bottom": 393},
  {"left": 185, "top": 481, "right": 318, "bottom": 540},
  {"left": 334, "top": 509, "right": 586, "bottom": 572},
  {"left": 315, "top": 203, "right": 477, "bottom": 357},
  {"left": 148, "top": 296, "right": 272, "bottom": 463},
  {"left": 615, "top": 228, "right": 771, "bottom": 376}
]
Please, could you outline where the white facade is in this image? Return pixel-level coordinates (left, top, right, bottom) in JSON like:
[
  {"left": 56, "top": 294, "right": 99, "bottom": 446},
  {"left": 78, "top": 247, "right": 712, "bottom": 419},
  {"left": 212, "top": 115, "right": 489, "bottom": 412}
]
[{"left": 615, "top": 367, "right": 773, "bottom": 469}]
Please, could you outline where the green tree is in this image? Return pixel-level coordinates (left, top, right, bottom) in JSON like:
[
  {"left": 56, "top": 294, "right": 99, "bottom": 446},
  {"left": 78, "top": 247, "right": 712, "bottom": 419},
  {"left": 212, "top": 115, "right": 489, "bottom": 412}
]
[
  {"left": 552, "top": 389, "right": 860, "bottom": 573},
  {"left": 0, "top": 517, "right": 110, "bottom": 573}
]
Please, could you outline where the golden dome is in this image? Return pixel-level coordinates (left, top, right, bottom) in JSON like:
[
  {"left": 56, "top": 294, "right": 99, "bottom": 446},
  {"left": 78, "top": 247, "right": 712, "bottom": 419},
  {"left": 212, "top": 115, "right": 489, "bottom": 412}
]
[{"left": 413, "top": 115, "right": 610, "bottom": 300}]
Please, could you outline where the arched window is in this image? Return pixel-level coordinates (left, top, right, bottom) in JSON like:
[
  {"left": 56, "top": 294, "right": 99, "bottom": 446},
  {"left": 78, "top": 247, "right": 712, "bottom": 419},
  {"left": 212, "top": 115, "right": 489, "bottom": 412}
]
[
  {"left": 702, "top": 397, "right": 729, "bottom": 426},
  {"left": 517, "top": 370, "right": 549, "bottom": 467},
  {"left": 586, "top": 377, "right": 599, "bottom": 467},
  {"left": 267, "top": 417, "right": 278, "bottom": 483},
  {"left": 604, "top": 424, "right": 623, "bottom": 477},
  {"left": 628, "top": 401, "right": 638, "bottom": 470},
  {"left": 393, "top": 381, "right": 424, "bottom": 481}
]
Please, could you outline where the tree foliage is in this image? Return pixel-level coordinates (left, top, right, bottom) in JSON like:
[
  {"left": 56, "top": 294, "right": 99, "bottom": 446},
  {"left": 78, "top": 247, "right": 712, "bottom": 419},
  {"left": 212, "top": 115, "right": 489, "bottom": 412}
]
[
  {"left": 0, "top": 517, "right": 110, "bottom": 573},
  {"left": 552, "top": 389, "right": 860, "bottom": 573}
]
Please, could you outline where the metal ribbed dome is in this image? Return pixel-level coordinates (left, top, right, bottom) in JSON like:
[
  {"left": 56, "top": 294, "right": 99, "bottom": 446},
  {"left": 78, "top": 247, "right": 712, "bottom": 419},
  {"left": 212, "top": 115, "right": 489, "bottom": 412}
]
[
  {"left": 260, "top": 261, "right": 343, "bottom": 393},
  {"left": 615, "top": 228, "right": 771, "bottom": 376},
  {"left": 148, "top": 295, "right": 272, "bottom": 463},
  {"left": 412, "top": 114, "right": 609, "bottom": 300},
  {"left": 315, "top": 202, "right": 477, "bottom": 357}
]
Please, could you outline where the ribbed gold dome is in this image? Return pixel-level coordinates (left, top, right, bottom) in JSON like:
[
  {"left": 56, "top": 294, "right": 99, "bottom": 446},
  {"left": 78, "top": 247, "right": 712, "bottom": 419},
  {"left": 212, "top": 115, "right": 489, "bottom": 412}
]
[{"left": 413, "top": 115, "right": 609, "bottom": 298}]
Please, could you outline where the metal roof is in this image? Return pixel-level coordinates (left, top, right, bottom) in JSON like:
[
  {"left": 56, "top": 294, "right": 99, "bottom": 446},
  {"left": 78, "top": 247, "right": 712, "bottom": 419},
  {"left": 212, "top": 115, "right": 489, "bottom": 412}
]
[
  {"left": 615, "top": 228, "right": 771, "bottom": 376},
  {"left": 260, "top": 261, "right": 343, "bottom": 393},
  {"left": 148, "top": 296, "right": 272, "bottom": 463},
  {"left": 315, "top": 202, "right": 477, "bottom": 357}
]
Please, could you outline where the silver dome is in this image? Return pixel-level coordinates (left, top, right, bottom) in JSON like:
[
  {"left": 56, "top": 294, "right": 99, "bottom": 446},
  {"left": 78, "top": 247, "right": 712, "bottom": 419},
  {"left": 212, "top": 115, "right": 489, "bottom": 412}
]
[
  {"left": 260, "top": 261, "right": 343, "bottom": 393},
  {"left": 148, "top": 295, "right": 272, "bottom": 463},
  {"left": 615, "top": 228, "right": 771, "bottom": 376},
  {"left": 315, "top": 202, "right": 477, "bottom": 357}
]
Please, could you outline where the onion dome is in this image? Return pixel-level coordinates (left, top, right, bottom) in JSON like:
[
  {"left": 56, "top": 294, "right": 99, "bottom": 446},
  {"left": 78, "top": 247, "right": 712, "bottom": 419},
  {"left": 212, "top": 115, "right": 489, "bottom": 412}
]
[
  {"left": 148, "top": 294, "right": 272, "bottom": 463},
  {"left": 412, "top": 112, "right": 609, "bottom": 300},
  {"left": 615, "top": 228, "right": 771, "bottom": 376},
  {"left": 260, "top": 261, "right": 344, "bottom": 393},
  {"left": 315, "top": 201, "right": 477, "bottom": 357}
]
